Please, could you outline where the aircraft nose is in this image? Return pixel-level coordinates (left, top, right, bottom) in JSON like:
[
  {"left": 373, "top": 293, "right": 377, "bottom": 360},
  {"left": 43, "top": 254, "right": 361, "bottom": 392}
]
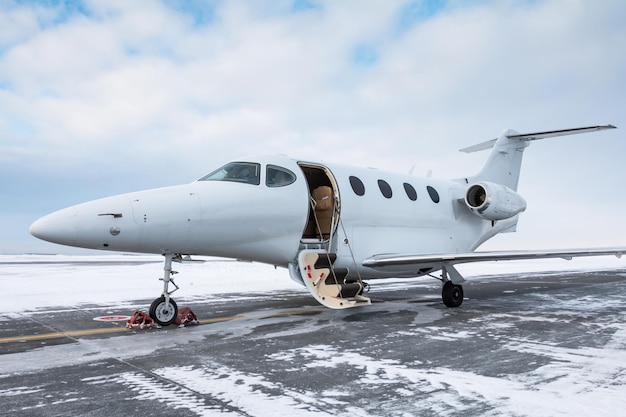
[{"left": 29, "top": 207, "right": 78, "bottom": 246}]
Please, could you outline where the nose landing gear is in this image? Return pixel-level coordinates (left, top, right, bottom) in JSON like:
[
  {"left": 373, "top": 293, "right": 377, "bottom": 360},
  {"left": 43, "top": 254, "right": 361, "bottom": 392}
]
[
  {"left": 149, "top": 296, "right": 178, "bottom": 326},
  {"left": 148, "top": 253, "right": 180, "bottom": 326}
]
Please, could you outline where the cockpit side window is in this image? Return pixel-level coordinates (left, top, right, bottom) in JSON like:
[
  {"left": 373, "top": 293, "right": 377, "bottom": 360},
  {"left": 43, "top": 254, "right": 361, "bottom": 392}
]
[
  {"left": 198, "top": 162, "right": 261, "bottom": 185},
  {"left": 266, "top": 165, "right": 296, "bottom": 187}
]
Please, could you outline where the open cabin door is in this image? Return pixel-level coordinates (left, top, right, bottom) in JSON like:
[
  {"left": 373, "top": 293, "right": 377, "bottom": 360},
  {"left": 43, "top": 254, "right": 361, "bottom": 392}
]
[
  {"left": 292, "top": 163, "right": 371, "bottom": 309},
  {"left": 298, "top": 163, "right": 340, "bottom": 242}
]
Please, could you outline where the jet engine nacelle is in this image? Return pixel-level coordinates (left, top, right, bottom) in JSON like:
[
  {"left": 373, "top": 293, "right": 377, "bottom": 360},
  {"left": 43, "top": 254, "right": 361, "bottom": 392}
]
[{"left": 465, "top": 181, "right": 527, "bottom": 221}]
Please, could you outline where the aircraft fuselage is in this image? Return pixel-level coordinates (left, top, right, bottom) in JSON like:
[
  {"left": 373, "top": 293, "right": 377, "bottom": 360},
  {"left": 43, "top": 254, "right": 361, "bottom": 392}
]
[{"left": 30, "top": 155, "right": 504, "bottom": 280}]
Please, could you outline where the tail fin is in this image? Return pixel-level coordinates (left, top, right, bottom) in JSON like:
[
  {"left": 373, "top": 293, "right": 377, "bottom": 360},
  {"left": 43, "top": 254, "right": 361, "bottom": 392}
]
[{"left": 461, "top": 125, "right": 616, "bottom": 191}]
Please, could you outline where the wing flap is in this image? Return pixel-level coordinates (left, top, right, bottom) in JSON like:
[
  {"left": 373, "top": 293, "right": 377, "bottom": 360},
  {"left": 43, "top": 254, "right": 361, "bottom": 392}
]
[{"left": 363, "top": 247, "right": 626, "bottom": 269}]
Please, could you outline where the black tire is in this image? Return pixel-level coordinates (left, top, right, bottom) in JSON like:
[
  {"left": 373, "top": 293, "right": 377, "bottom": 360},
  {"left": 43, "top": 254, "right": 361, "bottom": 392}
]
[
  {"left": 442, "top": 282, "right": 464, "bottom": 308},
  {"left": 149, "top": 296, "right": 178, "bottom": 326}
]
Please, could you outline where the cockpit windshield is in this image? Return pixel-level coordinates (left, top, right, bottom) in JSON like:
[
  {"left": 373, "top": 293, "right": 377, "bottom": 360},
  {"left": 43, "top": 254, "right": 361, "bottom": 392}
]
[{"left": 198, "top": 162, "right": 261, "bottom": 185}]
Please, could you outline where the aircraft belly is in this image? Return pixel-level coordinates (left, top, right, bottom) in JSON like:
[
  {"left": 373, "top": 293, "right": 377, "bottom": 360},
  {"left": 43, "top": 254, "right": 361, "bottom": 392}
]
[
  {"left": 333, "top": 223, "right": 464, "bottom": 279},
  {"left": 350, "top": 226, "right": 448, "bottom": 257},
  {"left": 199, "top": 232, "right": 303, "bottom": 265}
]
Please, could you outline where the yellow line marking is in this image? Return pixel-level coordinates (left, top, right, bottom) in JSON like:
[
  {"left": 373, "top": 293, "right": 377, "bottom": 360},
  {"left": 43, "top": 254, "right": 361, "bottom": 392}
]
[
  {"left": 198, "top": 315, "right": 248, "bottom": 324},
  {"left": 0, "top": 308, "right": 324, "bottom": 344},
  {"left": 0, "top": 327, "right": 129, "bottom": 343}
]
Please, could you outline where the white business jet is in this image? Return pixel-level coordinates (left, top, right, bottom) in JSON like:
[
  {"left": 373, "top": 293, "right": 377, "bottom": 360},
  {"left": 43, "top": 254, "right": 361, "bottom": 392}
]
[{"left": 30, "top": 125, "right": 624, "bottom": 325}]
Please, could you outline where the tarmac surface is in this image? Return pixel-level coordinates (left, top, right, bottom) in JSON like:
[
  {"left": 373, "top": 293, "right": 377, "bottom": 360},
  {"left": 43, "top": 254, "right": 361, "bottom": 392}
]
[{"left": 2, "top": 268, "right": 626, "bottom": 416}]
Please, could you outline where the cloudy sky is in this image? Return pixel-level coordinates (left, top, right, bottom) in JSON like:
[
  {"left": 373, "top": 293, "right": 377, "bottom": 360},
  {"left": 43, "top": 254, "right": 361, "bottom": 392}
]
[{"left": 1, "top": 0, "right": 625, "bottom": 255}]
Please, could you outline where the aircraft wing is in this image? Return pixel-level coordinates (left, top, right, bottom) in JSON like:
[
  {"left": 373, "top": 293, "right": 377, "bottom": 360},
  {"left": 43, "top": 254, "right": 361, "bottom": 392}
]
[{"left": 363, "top": 247, "right": 626, "bottom": 268}]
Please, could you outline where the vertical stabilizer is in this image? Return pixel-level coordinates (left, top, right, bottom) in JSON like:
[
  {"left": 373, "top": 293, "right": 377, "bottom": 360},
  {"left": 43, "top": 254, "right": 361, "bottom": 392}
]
[
  {"left": 461, "top": 125, "right": 616, "bottom": 191},
  {"left": 469, "top": 129, "right": 528, "bottom": 191}
]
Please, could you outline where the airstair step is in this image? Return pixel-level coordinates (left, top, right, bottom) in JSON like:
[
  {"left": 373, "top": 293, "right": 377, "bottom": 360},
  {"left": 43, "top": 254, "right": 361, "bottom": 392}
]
[
  {"left": 338, "top": 283, "right": 362, "bottom": 298},
  {"left": 324, "top": 268, "right": 349, "bottom": 285},
  {"left": 314, "top": 253, "right": 337, "bottom": 269}
]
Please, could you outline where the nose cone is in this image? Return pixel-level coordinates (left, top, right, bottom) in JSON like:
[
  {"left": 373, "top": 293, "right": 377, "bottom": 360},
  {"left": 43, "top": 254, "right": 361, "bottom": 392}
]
[{"left": 29, "top": 207, "right": 78, "bottom": 246}]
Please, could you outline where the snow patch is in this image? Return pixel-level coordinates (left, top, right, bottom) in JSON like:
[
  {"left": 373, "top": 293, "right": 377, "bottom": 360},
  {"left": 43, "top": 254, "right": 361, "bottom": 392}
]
[{"left": 2, "top": 254, "right": 624, "bottom": 314}]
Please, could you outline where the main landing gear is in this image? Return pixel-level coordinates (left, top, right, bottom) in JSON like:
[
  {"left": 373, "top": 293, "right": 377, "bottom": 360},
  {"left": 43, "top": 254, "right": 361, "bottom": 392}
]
[
  {"left": 437, "top": 264, "right": 465, "bottom": 308},
  {"left": 148, "top": 253, "right": 180, "bottom": 326},
  {"left": 442, "top": 281, "right": 464, "bottom": 308}
]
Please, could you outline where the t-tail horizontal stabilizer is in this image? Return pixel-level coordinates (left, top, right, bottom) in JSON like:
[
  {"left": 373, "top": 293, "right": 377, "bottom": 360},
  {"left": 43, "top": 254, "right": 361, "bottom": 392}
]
[
  {"left": 462, "top": 124, "right": 617, "bottom": 191},
  {"left": 460, "top": 124, "right": 616, "bottom": 153}
]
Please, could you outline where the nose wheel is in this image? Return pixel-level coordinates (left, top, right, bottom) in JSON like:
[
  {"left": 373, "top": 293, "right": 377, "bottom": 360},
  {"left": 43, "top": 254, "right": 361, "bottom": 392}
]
[
  {"left": 148, "top": 253, "right": 180, "bottom": 326},
  {"left": 149, "top": 296, "right": 178, "bottom": 326}
]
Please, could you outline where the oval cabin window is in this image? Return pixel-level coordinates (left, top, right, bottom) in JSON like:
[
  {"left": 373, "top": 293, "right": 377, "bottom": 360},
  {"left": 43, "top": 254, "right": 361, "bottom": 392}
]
[
  {"left": 377, "top": 179, "right": 392, "bottom": 199},
  {"left": 349, "top": 176, "right": 365, "bottom": 196},
  {"left": 426, "top": 185, "right": 440, "bottom": 203},
  {"left": 403, "top": 183, "right": 417, "bottom": 201}
]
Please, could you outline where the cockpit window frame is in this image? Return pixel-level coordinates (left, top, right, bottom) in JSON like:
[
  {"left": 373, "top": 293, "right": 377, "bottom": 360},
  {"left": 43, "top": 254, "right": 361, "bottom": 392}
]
[
  {"left": 198, "top": 162, "right": 261, "bottom": 185},
  {"left": 266, "top": 165, "right": 297, "bottom": 188}
]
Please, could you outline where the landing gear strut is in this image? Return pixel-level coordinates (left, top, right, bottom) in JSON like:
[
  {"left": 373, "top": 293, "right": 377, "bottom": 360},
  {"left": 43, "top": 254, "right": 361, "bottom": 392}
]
[{"left": 149, "top": 253, "right": 179, "bottom": 326}]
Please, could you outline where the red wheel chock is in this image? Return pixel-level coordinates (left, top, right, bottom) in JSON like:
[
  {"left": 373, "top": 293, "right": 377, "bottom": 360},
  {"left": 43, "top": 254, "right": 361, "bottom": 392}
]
[
  {"left": 126, "top": 310, "right": 161, "bottom": 329},
  {"left": 125, "top": 307, "right": 198, "bottom": 329},
  {"left": 175, "top": 307, "right": 199, "bottom": 327}
]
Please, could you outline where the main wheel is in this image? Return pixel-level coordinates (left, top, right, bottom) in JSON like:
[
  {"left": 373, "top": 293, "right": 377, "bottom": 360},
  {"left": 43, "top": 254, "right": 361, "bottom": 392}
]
[
  {"left": 149, "top": 296, "right": 178, "bottom": 326},
  {"left": 442, "top": 282, "right": 464, "bottom": 308}
]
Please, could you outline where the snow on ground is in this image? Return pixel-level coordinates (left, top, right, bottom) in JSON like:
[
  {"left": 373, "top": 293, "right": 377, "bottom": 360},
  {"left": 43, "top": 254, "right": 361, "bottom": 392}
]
[
  {"left": 0, "top": 254, "right": 301, "bottom": 314},
  {"left": 1, "top": 254, "right": 625, "bottom": 314},
  {"left": 2, "top": 254, "right": 626, "bottom": 416}
]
